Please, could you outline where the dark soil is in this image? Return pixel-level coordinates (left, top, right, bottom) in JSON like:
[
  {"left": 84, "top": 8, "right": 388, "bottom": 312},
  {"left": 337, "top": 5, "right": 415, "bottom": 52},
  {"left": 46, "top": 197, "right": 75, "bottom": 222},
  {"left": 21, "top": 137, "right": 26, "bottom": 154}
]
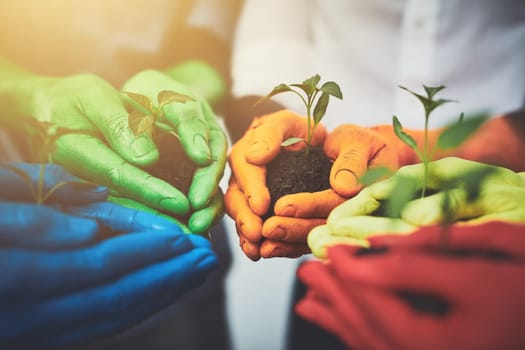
[
  {"left": 264, "top": 147, "right": 332, "bottom": 219},
  {"left": 143, "top": 133, "right": 197, "bottom": 224}
]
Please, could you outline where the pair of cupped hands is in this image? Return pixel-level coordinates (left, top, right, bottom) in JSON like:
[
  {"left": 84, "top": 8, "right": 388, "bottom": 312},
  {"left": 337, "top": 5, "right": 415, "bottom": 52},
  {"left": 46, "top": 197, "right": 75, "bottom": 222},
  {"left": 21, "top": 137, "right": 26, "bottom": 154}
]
[
  {"left": 225, "top": 110, "right": 525, "bottom": 260},
  {"left": 17, "top": 65, "right": 227, "bottom": 235}
]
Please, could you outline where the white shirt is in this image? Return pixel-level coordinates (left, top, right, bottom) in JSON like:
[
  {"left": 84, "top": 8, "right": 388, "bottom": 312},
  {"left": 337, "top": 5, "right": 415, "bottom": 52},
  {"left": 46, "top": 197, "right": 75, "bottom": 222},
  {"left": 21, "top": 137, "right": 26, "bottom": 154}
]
[
  {"left": 233, "top": 0, "right": 525, "bottom": 129},
  {"left": 226, "top": 1, "right": 525, "bottom": 350}
]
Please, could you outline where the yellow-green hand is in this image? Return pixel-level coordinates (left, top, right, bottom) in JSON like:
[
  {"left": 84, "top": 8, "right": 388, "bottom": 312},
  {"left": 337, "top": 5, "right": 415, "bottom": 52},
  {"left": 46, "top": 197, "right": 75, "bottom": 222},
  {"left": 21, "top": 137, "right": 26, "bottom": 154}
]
[{"left": 308, "top": 157, "right": 525, "bottom": 258}]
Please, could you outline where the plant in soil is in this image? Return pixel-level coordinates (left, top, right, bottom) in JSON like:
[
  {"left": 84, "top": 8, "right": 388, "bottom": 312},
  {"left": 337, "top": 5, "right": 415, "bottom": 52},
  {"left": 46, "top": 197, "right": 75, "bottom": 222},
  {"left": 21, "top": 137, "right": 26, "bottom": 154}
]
[
  {"left": 257, "top": 74, "right": 343, "bottom": 218},
  {"left": 0, "top": 116, "right": 84, "bottom": 204},
  {"left": 123, "top": 89, "right": 196, "bottom": 222},
  {"left": 375, "top": 85, "right": 489, "bottom": 249}
]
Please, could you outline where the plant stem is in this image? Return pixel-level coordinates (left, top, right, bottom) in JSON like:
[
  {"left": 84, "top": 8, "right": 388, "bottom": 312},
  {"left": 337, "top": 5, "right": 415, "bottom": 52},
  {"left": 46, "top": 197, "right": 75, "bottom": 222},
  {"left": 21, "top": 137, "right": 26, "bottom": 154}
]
[
  {"left": 305, "top": 101, "right": 312, "bottom": 156},
  {"left": 421, "top": 112, "right": 430, "bottom": 198},
  {"left": 37, "top": 163, "right": 45, "bottom": 204}
]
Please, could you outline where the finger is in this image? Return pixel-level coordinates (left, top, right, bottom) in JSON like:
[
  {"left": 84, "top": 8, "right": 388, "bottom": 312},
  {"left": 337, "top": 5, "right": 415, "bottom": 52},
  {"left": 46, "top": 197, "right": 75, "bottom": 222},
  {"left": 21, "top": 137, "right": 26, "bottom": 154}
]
[
  {"left": 0, "top": 203, "right": 98, "bottom": 249},
  {"left": 307, "top": 224, "right": 369, "bottom": 259},
  {"left": 298, "top": 261, "right": 385, "bottom": 350},
  {"left": 229, "top": 139, "right": 270, "bottom": 216},
  {"left": 246, "top": 111, "right": 326, "bottom": 165},
  {"left": 331, "top": 216, "right": 417, "bottom": 239},
  {"left": 65, "top": 201, "right": 186, "bottom": 234},
  {"left": 238, "top": 233, "right": 262, "bottom": 261},
  {"left": 0, "top": 229, "right": 195, "bottom": 299},
  {"left": 329, "top": 247, "right": 497, "bottom": 297},
  {"left": 103, "top": 195, "right": 191, "bottom": 233},
  {"left": 81, "top": 85, "right": 158, "bottom": 166},
  {"left": 0, "top": 163, "right": 108, "bottom": 204},
  {"left": 188, "top": 117, "right": 228, "bottom": 209},
  {"left": 262, "top": 216, "right": 325, "bottom": 243},
  {"left": 165, "top": 100, "right": 212, "bottom": 165},
  {"left": 188, "top": 189, "right": 224, "bottom": 234},
  {"left": 260, "top": 239, "right": 310, "bottom": 258},
  {"left": 294, "top": 290, "right": 362, "bottom": 349},
  {"left": 325, "top": 124, "right": 385, "bottom": 197},
  {"left": 7, "top": 248, "right": 217, "bottom": 346},
  {"left": 327, "top": 187, "right": 382, "bottom": 224},
  {"left": 368, "top": 221, "right": 525, "bottom": 258},
  {"left": 274, "top": 189, "right": 346, "bottom": 218},
  {"left": 224, "top": 177, "right": 263, "bottom": 242},
  {"left": 53, "top": 133, "right": 189, "bottom": 215}
]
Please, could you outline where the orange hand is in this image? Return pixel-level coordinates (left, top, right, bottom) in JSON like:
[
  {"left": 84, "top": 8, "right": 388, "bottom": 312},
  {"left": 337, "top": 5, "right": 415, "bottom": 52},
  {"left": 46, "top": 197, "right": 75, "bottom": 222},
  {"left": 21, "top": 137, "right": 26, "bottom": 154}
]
[
  {"left": 225, "top": 110, "right": 331, "bottom": 260},
  {"left": 324, "top": 124, "right": 435, "bottom": 197}
]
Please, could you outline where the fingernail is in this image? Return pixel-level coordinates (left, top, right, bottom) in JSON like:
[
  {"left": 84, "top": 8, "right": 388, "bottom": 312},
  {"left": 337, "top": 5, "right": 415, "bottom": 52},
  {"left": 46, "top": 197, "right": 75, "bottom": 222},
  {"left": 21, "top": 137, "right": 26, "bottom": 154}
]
[
  {"left": 130, "top": 136, "right": 155, "bottom": 158},
  {"left": 270, "top": 226, "right": 286, "bottom": 240},
  {"left": 89, "top": 185, "right": 108, "bottom": 193},
  {"left": 196, "top": 253, "right": 218, "bottom": 271},
  {"left": 160, "top": 197, "right": 189, "bottom": 215},
  {"left": 334, "top": 169, "right": 358, "bottom": 186},
  {"left": 269, "top": 247, "right": 281, "bottom": 258},
  {"left": 279, "top": 204, "right": 297, "bottom": 217},
  {"left": 193, "top": 134, "right": 211, "bottom": 161}
]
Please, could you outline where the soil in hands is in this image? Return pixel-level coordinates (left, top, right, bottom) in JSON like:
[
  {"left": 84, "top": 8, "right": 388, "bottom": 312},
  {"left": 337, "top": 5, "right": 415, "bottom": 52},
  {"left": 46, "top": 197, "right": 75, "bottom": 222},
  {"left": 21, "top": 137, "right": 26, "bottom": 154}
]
[
  {"left": 143, "top": 133, "right": 197, "bottom": 224},
  {"left": 264, "top": 146, "right": 332, "bottom": 219}
]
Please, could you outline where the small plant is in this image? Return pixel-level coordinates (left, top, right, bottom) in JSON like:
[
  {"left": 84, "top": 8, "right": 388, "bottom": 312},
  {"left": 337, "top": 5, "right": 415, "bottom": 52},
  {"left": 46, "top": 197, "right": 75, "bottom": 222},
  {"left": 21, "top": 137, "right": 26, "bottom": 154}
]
[
  {"left": 392, "top": 85, "right": 487, "bottom": 198},
  {"left": 258, "top": 74, "right": 343, "bottom": 155},
  {"left": 123, "top": 90, "right": 194, "bottom": 138},
  {"left": 0, "top": 116, "right": 79, "bottom": 204}
]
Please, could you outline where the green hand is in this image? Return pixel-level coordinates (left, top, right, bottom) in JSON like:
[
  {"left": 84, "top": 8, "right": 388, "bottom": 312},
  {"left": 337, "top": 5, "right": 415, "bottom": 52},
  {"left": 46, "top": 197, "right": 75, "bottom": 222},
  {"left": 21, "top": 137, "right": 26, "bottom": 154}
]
[{"left": 121, "top": 69, "right": 227, "bottom": 232}]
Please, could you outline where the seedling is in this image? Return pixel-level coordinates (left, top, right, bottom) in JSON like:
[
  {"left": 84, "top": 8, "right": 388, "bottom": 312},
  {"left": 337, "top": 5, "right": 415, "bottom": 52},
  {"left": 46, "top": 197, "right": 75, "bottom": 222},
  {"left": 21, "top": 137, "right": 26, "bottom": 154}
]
[
  {"left": 123, "top": 90, "right": 194, "bottom": 138},
  {"left": 258, "top": 74, "right": 343, "bottom": 155},
  {"left": 0, "top": 116, "right": 79, "bottom": 204},
  {"left": 392, "top": 85, "right": 487, "bottom": 198}
]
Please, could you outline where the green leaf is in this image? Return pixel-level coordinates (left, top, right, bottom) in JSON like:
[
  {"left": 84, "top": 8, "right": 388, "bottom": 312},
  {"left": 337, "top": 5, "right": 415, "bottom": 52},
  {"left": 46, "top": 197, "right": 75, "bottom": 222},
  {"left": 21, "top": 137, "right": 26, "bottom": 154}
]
[
  {"left": 359, "top": 167, "right": 393, "bottom": 186},
  {"left": 303, "top": 74, "right": 321, "bottom": 89},
  {"left": 460, "top": 167, "right": 496, "bottom": 202},
  {"left": 281, "top": 137, "right": 305, "bottom": 147},
  {"left": 313, "top": 93, "right": 329, "bottom": 126},
  {"left": 385, "top": 175, "right": 419, "bottom": 218},
  {"left": 128, "top": 110, "right": 149, "bottom": 135},
  {"left": 392, "top": 115, "right": 418, "bottom": 150},
  {"left": 427, "top": 98, "right": 456, "bottom": 115},
  {"left": 399, "top": 85, "right": 430, "bottom": 110},
  {"left": 437, "top": 113, "right": 488, "bottom": 150},
  {"left": 123, "top": 91, "right": 155, "bottom": 114},
  {"left": 423, "top": 85, "right": 446, "bottom": 99},
  {"left": 136, "top": 115, "right": 155, "bottom": 137},
  {"left": 320, "top": 81, "right": 343, "bottom": 99},
  {"left": 256, "top": 83, "right": 293, "bottom": 105},
  {"left": 158, "top": 90, "right": 194, "bottom": 109}
]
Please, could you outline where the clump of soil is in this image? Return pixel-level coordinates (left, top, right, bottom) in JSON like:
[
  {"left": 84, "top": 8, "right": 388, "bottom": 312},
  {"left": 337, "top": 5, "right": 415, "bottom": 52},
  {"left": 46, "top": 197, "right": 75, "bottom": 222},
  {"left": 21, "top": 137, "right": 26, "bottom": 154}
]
[
  {"left": 265, "top": 147, "right": 332, "bottom": 219},
  {"left": 143, "top": 133, "right": 197, "bottom": 224}
]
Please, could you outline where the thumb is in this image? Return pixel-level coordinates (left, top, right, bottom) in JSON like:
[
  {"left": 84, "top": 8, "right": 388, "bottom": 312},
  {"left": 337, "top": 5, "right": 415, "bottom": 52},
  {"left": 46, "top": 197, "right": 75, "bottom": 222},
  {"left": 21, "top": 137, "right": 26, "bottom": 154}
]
[{"left": 83, "top": 89, "right": 159, "bottom": 166}]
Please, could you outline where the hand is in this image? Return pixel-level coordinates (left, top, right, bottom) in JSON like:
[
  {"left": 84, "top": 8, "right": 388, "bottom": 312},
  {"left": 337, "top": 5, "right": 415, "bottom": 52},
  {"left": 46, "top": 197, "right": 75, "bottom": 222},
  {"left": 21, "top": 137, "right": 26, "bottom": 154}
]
[
  {"left": 308, "top": 157, "right": 525, "bottom": 258},
  {"left": 0, "top": 164, "right": 218, "bottom": 348},
  {"left": 296, "top": 222, "right": 525, "bottom": 350},
  {"left": 324, "top": 123, "right": 434, "bottom": 197},
  {"left": 120, "top": 69, "right": 227, "bottom": 234},
  {"left": 16, "top": 69, "right": 226, "bottom": 233},
  {"left": 224, "top": 110, "right": 346, "bottom": 260}
]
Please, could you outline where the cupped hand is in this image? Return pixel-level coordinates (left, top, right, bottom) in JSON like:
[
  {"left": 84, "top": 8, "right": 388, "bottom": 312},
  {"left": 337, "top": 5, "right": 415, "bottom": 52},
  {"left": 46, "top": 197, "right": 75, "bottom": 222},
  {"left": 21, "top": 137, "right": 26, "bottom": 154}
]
[
  {"left": 224, "top": 110, "right": 346, "bottom": 260},
  {"left": 120, "top": 69, "right": 228, "bottom": 234},
  {"left": 296, "top": 222, "right": 525, "bottom": 350},
  {"left": 308, "top": 157, "right": 525, "bottom": 258},
  {"left": 0, "top": 197, "right": 217, "bottom": 349},
  {"left": 324, "top": 123, "right": 429, "bottom": 197},
  {"left": 23, "top": 72, "right": 190, "bottom": 217}
]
